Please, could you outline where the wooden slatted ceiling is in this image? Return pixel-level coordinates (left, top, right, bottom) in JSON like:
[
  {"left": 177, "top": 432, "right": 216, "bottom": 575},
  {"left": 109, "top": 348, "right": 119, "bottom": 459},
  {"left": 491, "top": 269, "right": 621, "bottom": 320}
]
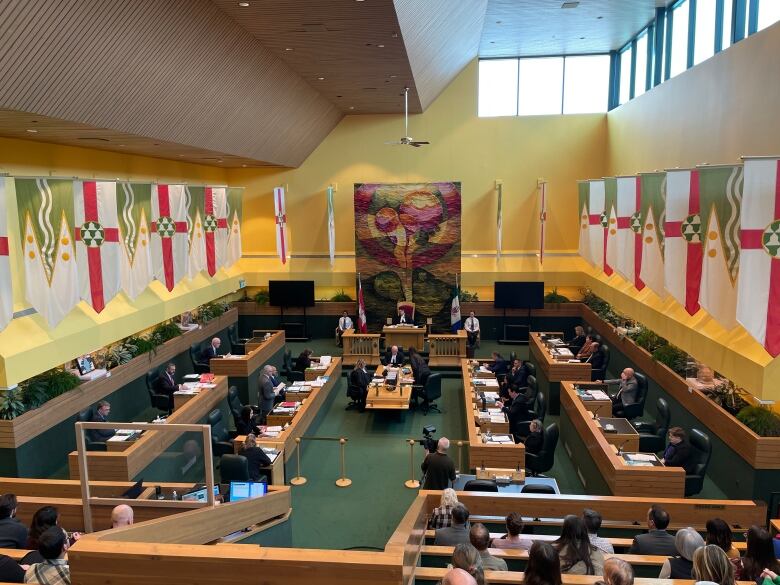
[
  {"left": 0, "top": 0, "right": 342, "bottom": 167},
  {"left": 210, "top": 0, "right": 422, "bottom": 114}
]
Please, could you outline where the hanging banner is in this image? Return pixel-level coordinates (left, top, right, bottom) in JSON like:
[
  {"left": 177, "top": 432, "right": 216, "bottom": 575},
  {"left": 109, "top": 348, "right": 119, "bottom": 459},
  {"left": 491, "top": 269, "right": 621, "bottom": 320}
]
[
  {"left": 603, "top": 177, "right": 618, "bottom": 276},
  {"left": 496, "top": 183, "right": 502, "bottom": 260},
  {"left": 639, "top": 172, "right": 667, "bottom": 298},
  {"left": 117, "top": 182, "right": 154, "bottom": 300},
  {"left": 186, "top": 186, "right": 206, "bottom": 278},
  {"left": 615, "top": 176, "right": 645, "bottom": 290},
  {"left": 151, "top": 184, "right": 188, "bottom": 292},
  {"left": 538, "top": 180, "right": 547, "bottom": 265},
  {"left": 0, "top": 180, "right": 12, "bottom": 331},
  {"left": 327, "top": 185, "right": 336, "bottom": 267},
  {"left": 226, "top": 187, "right": 243, "bottom": 267},
  {"left": 274, "top": 186, "right": 288, "bottom": 265}
]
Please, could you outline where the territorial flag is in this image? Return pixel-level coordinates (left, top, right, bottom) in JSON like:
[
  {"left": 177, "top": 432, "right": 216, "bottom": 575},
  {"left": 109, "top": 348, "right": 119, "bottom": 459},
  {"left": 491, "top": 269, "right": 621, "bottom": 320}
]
[
  {"left": 603, "top": 178, "right": 618, "bottom": 276},
  {"left": 587, "top": 180, "right": 606, "bottom": 269},
  {"left": 151, "top": 184, "right": 188, "bottom": 292},
  {"left": 226, "top": 187, "right": 243, "bottom": 267},
  {"left": 117, "top": 182, "right": 153, "bottom": 300},
  {"left": 639, "top": 172, "right": 667, "bottom": 298},
  {"left": 615, "top": 176, "right": 645, "bottom": 290},
  {"left": 274, "top": 186, "right": 288, "bottom": 265},
  {"left": 737, "top": 157, "right": 780, "bottom": 356},
  {"left": 327, "top": 185, "right": 336, "bottom": 267},
  {"left": 539, "top": 180, "right": 547, "bottom": 265},
  {"left": 186, "top": 186, "right": 206, "bottom": 279},
  {"left": 496, "top": 183, "right": 503, "bottom": 260},
  {"left": 357, "top": 273, "right": 367, "bottom": 333},
  {"left": 577, "top": 181, "right": 593, "bottom": 264},
  {"left": 664, "top": 169, "right": 703, "bottom": 315},
  {"left": 74, "top": 180, "right": 121, "bottom": 313},
  {"left": 451, "top": 274, "right": 461, "bottom": 333},
  {"left": 15, "top": 178, "right": 79, "bottom": 328},
  {"left": 0, "top": 179, "right": 12, "bottom": 331}
]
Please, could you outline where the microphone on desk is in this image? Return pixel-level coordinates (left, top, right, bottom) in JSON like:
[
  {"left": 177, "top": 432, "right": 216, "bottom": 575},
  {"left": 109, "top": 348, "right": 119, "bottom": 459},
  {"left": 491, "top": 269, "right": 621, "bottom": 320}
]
[
  {"left": 592, "top": 404, "right": 608, "bottom": 420},
  {"left": 480, "top": 392, "right": 487, "bottom": 412},
  {"left": 616, "top": 440, "right": 630, "bottom": 456}
]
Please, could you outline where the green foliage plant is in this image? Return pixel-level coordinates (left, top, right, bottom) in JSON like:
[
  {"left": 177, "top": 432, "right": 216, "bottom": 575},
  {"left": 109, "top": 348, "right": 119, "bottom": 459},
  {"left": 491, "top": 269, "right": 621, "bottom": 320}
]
[
  {"left": 330, "top": 290, "right": 353, "bottom": 302},
  {"left": 0, "top": 389, "right": 25, "bottom": 420},
  {"left": 543, "top": 287, "right": 570, "bottom": 303},
  {"left": 737, "top": 406, "right": 780, "bottom": 437}
]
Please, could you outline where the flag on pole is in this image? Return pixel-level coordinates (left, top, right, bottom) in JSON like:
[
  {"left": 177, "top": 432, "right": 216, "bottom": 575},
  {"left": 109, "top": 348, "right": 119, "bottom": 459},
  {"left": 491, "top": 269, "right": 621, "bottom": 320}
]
[
  {"left": 698, "top": 165, "right": 743, "bottom": 330},
  {"left": 73, "top": 180, "right": 121, "bottom": 313},
  {"left": 451, "top": 274, "right": 461, "bottom": 332},
  {"left": 274, "top": 186, "right": 288, "bottom": 265},
  {"left": 186, "top": 186, "right": 206, "bottom": 279},
  {"left": 0, "top": 179, "right": 12, "bottom": 331},
  {"left": 539, "top": 180, "right": 547, "bottom": 265},
  {"left": 615, "top": 176, "right": 645, "bottom": 290},
  {"left": 664, "top": 169, "right": 703, "bottom": 315},
  {"left": 327, "top": 185, "right": 336, "bottom": 267},
  {"left": 150, "top": 184, "right": 188, "bottom": 292},
  {"left": 578, "top": 181, "right": 593, "bottom": 264},
  {"left": 15, "top": 178, "right": 79, "bottom": 328},
  {"left": 603, "top": 178, "right": 618, "bottom": 276},
  {"left": 496, "top": 183, "right": 503, "bottom": 260},
  {"left": 226, "top": 187, "right": 243, "bottom": 267},
  {"left": 737, "top": 157, "right": 780, "bottom": 356},
  {"left": 117, "top": 182, "right": 153, "bottom": 300},
  {"left": 639, "top": 172, "right": 667, "bottom": 298},
  {"left": 357, "top": 273, "right": 367, "bottom": 333}
]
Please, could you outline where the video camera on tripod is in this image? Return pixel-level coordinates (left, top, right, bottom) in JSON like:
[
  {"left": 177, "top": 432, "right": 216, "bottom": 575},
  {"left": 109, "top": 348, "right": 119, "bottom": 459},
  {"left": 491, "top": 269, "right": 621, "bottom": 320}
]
[{"left": 419, "top": 425, "right": 438, "bottom": 453}]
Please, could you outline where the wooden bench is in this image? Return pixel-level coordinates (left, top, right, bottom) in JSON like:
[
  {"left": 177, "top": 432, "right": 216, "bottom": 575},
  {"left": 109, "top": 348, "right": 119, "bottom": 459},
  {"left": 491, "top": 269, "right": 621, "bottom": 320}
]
[
  {"left": 420, "top": 544, "right": 670, "bottom": 566},
  {"left": 0, "top": 548, "right": 32, "bottom": 562}
]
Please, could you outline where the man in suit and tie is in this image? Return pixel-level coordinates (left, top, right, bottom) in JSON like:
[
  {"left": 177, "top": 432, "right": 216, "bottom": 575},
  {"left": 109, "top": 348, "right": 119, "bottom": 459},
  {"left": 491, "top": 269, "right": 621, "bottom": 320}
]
[
  {"left": 464, "top": 311, "right": 480, "bottom": 347},
  {"left": 394, "top": 307, "right": 412, "bottom": 325},
  {"left": 383, "top": 345, "right": 404, "bottom": 366},
  {"left": 200, "top": 338, "right": 222, "bottom": 363},
  {"left": 88, "top": 400, "right": 116, "bottom": 443},
  {"left": 503, "top": 387, "right": 532, "bottom": 442},
  {"left": 157, "top": 363, "right": 179, "bottom": 414},
  {"left": 604, "top": 367, "right": 639, "bottom": 417},
  {"left": 336, "top": 311, "right": 353, "bottom": 347},
  {"left": 258, "top": 365, "right": 283, "bottom": 424}
]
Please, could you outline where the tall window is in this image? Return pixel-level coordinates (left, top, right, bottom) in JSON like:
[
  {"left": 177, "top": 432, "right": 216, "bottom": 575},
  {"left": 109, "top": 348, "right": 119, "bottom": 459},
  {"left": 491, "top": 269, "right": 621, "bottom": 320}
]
[
  {"left": 694, "top": 0, "right": 716, "bottom": 64},
  {"left": 478, "top": 59, "right": 518, "bottom": 117},
  {"left": 517, "top": 57, "right": 564, "bottom": 115},
  {"left": 563, "top": 55, "right": 610, "bottom": 113},
  {"left": 722, "top": 0, "right": 734, "bottom": 48},
  {"left": 757, "top": 0, "right": 780, "bottom": 32},
  {"left": 619, "top": 45, "right": 633, "bottom": 104},
  {"left": 634, "top": 32, "right": 648, "bottom": 97},
  {"left": 670, "top": 0, "right": 690, "bottom": 77}
]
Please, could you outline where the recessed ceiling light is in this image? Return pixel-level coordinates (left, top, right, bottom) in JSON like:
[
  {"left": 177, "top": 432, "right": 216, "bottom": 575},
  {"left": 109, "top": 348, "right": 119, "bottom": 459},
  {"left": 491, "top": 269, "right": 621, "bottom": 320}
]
[
  {"left": 218, "top": 159, "right": 223, "bottom": 163},
  {"left": 238, "top": 2, "right": 250, "bottom": 7},
  {"left": 242, "top": 164, "right": 247, "bottom": 168},
  {"left": 285, "top": 47, "right": 293, "bottom": 51},
  {"left": 580, "top": 36, "right": 586, "bottom": 39},
  {"left": 317, "top": 76, "right": 325, "bottom": 80},
  {"left": 26, "top": 129, "right": 38, "bottom": 133},
  {"left": 597, "top": 15, "right": 603, "bottom": 19},
  {"left": 336, "top": 95, "right": 343, "bottom": 98},
  {"left": 349, "top": 106, "right": 355, "bottom": 110},
  {"left": 496, "top": 20, "right": 502, "bottom": 24},
  {"left": 378, "top": 44, "right": 384, "bottom": 48},
  {"left": 390, "top": 74, "right": 397, "bottom": 78}
]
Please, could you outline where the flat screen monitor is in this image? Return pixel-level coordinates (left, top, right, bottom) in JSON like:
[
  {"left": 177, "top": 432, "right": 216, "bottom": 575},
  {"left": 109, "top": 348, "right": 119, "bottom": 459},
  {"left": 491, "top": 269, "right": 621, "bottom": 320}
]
[
  {"left": 229, "top": 481, "right": 267, "bottom": 502},
  {"left": 268, "top": 280, "right": 315, "bottom": 307},
  {"left": 76, "top": 355, "right": 96, "bottom": 375},
  {"left": 493, "top": 282, "right": 544, "bottom": 309},
  {"left": 181, "top": 485, "right": 220, "bottom": 502}
]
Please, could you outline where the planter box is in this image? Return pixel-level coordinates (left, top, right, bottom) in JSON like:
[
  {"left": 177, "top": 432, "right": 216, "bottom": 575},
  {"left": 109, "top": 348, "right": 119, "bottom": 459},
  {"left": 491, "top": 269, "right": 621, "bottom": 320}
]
[
  {"left": 0, "top": 308, "right": 238, "bottom": 449},
  {"left": 460, "top": 301, "right": 582, "bottom": 318},
  {"left": 235, "top": 301, "right": 356, "bottom": 317},
  {"left": 579, "top": 304, "right": 780, "bottom": 470}
]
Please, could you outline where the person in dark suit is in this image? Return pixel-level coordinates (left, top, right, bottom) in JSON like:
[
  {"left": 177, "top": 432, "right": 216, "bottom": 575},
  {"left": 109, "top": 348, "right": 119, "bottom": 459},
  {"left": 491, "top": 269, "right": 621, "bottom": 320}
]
[
  {"left": 523, "top": 419, "right": 544, "bottom": 455},
  {"left": 585, "top": 342, "right": 605, "bottom": 381},
  {"left": 156, "top": 363, "right": 179, "bottom": 413},
  {"left": 394, "top": 307, "right": 412, "bottom": 325},
  {"left": 0, "top": 495, "right": 27, "bottom": 550},
  {"left": 408, "top": 347, "right": 431, "bottom": 408},
  {"left": 240, "top": 434, "right": 272, "bottom": 482},
  {"left": 503, "top": 387, "right": 532, "bottom": 441},
  {"left": 604, "top": 368, "right": 639, "bottom": 417},
  {"left": 200, "top": 337, "right": 222, "bottom": 362},
  {"left": 87, "top": 401, "right": 115, "bottom": 443},
  {"left": 236, "top": 406, "right": 260, "bottom": 436},
  {"left": 629, "top": 505, "right": 677, "bottom": 556},
  {"left": 383, "top": 345, "right": 405, "bottom": 366},
  {"left": 661, "top": 427, "right": 695, "bottom": 473},
  {"left": 504, "top": 359, "right": 529, "bottom": 393},
  {"left": 349, "top": 359, "right": 370, "bottom": 412},
  {"left": 568, "top": 326, "right": 587, "bottom": 355},
  {"left": 258, "top": 366, "right": 279, "bottom": 424},
  {"left": 487, "top": 352, "right": 509, "bottom": 377},
  {"left": 0, "top": 553, "right": 24, "bottom": 583},
  {"left": 295, "top": 349, "right": 313, "bottom": 372}
]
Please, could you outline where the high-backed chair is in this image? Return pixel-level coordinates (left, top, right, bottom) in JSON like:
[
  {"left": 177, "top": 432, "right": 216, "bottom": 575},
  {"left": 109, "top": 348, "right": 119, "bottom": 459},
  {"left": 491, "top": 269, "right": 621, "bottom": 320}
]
[
  {"left": 621, "top": 372, "right": 648, "bottom": 420},
  {"left": 516, "top": 391, "right": 546, "bottom": 438},
  {"left": 526, "top": 422, "right": 559, "bottom": 477},
  {"left": 227, "top": 325, "right": 246, "bottom": 355},
  {"left": 590, "top": 344, "right": 610, "bottom": 381},
  {"left": 397, "top": 301, "right": 415, "bottom": 321},
  {"left": 219, "top": 454, "right": 250, "bottom": 483},
  {"left": 524, "top": 361, "right": 536, "bottom": 378},
  {"left": 345, "top": 381, "right": 362, "bottom": 411},
  {"left": 76, "top": 408, "right": 108, "bottom": 451},
  {"left": 208, "top": 409, "right": 234, "bottom": 457},
  {"left": 281, "top": 349, "right": 304, "bottom": 382},
  {"left": 145, "top": 368, "right": 173, "bottom": 415},
  {"left": 190, "top": 343, "right": 210, "bottom": 374},
  {"left": 227, "top": 386, "right": 259, "bottom": 428},
  {"left": 521, "top": 483, "right": 555, "bottom": 494},
  {"left": 463, "top": 479, "right": 498, "bottom": 492},
  {"left": 508, "top": 351, "right": 517, "bottom": 363},
  {"left": 685, "top": 429, "right": 712, "bottom": 497},
  {"left": 416, "top": 372, "right": 442, "bottom": 415},
  {"left": 634, "top": 397, "right": 671, "bottom": 453},
  {"left": 522, "top": 375, "right": 539, "bottom": 404}
]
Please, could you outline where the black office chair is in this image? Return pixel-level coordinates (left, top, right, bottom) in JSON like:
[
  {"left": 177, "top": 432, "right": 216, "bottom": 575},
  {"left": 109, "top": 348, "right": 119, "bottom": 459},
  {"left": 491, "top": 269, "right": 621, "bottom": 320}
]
[
  {"left": 208, "top": 409, "right": 234, "bottom": 457},
  {"left": 526, "top": 422, "right": 559, "bottom": 477},
  {"left": 281, "top": 349, "right": 304, "bottom": 382},
  {"left": 227, "top": 325, "right": 246, "bottom": 356},
  {"left": 524, "top": 361, "right": 536, "bottom": 378},
  {"left": 521, "top": 484, "right": 555, "bottom": 494},
  {"left": 685, "top": 429, "right": 712, "bottom": 497},
  {"left": 145, "top": 368, "right": 173, "bottom": 415},
  {"left": 508, "top": 351, "right": 517, "bottom": 363},
  {"left": 227, "top": 386, "right": 259, "bottom": 428},
  {"left": 345, "top": 382, "right": 362, "bottom": 411},
  {"left": 76, "top": 408, "right": 108, "bottom": 451},
  {"left": 463, "top": 479, "right": 498, "bottom": 492},
  {"left": 590, "top": 344, "right": 610, "bottom": 381},
  {"left": 620, "top": 372, "right": 648, "bottom": 421},
  {"left": 190, "top": 343, "right": 210, "bottom": 374},
  {"left": 516, "top": 391, "right": 546, "bottom": 438},
  {"left": 416, "top": 372, "right": 442, "bottom": 415},
  {"left": 219, "top": 454, "right": 250, "bottom": 483},
  {"left": 522, "top": 375, "right": 539, "bottom": 404},
  {"left": 634, "top": 398, "right": 671, "bottom": 453}
]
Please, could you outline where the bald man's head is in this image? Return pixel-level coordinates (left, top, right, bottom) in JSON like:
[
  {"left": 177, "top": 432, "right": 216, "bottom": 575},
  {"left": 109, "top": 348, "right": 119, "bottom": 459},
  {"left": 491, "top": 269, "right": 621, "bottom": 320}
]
[
  {"left": 443, "top": 568, "right": 478, "bottom": 585},
  {"left": 604, "top": 557, "right": 634, "bottom": 585},
  {"left": 111, "top": 504, "right": 134, "bottom": 528}
]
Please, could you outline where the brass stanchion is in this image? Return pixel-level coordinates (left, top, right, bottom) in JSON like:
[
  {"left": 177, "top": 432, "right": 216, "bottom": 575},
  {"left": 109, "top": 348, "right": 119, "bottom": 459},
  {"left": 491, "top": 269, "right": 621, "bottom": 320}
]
[
  {"left": 405, "top": 439, "right": 420, "bottom": 488},
  {"left": 290, "top": 437, "right": 307, "bottom": 486},
  {"left": 456, "top": 440, "right": 464, "bottom": 474},
  {"left": 335, "top": 437, "right": 352, "bottom": 487}
]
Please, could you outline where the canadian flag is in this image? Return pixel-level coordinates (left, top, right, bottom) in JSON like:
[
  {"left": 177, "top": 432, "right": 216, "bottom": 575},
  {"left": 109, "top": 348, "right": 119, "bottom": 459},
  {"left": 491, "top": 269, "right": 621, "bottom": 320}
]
[
  {"left": 615, "top": 176, "right": 645, "bottom": 290},
  {"left": 0, "top": 179, "right": 12, "bottom": 331},
  {"left": 151, "top": 184, "right": 189, "bottom": 292}
]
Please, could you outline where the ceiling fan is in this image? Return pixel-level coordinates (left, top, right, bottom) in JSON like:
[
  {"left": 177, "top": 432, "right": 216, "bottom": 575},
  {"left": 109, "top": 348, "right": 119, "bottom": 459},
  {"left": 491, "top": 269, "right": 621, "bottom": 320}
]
[{"left": 385, "top": 87, "right": 429, "bottom": 147}]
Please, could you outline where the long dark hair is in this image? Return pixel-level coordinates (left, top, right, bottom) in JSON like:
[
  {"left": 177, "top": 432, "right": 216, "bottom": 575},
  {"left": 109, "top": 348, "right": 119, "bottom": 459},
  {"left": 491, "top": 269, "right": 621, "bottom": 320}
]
[
  {"left": 741, "top": 525, "right": 780, "bottom": 580},
  {"left": 526, "top": 541, "right": 562, "bottom": 585},
  {"left": 553, "top": 515, "right": 596, "bottom": 574},
  {"left": 705, "top": 518, "right": 733, "bottom": 553},
  {"left": 29, "top": 506, "right": 59, "bottom": 548}
]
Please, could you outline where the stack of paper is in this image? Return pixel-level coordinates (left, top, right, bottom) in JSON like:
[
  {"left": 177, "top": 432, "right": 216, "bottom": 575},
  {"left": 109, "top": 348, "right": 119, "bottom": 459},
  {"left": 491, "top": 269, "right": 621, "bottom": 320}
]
[
  {"left": 625, "top": 453, "right": 657, "bottom": 462},
  {"left": 488, "top": 435, "right": 514, "bottom": 444},
  {"left": 588, "top": 390, "right": 610, "bottom": 401},
  {"left": 319, "top": 355, "right": 332, "bottom": 366}
]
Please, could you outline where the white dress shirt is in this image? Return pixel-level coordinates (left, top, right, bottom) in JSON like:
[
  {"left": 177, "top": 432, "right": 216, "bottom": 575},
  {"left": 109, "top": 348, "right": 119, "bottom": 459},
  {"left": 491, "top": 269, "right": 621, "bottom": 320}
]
[
  {"left": 465, "top": 316, "right": 480, "bottom": 332},
  {"left": 338, "top": 316, "right": 353, "bottom": 331}
]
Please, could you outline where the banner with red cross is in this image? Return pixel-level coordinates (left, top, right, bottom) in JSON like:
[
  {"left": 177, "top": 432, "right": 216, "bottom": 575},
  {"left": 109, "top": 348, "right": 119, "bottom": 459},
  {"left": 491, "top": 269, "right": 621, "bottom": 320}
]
[
  {"left": 151, "top": 184, "right": 189, "bottom": 291},
  {"left": 0, "top": 179, "right": 12, "bottom": 331},
  {"left": 204, "top": 186, "right": 228, "bottom": 276},
  {"left": 615, "top": 176, "right": 645, "bottom": 291}
]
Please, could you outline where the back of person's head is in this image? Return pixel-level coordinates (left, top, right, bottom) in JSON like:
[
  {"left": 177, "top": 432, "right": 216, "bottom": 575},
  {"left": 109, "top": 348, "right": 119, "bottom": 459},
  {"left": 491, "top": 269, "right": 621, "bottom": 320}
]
[
  {"left": 526, "top": 541, "right": 562, "bottom": 585},
  {"left": 442, "top": 567, "right": 478, "bottom": 585},
  {"left": 111, "top": 504, "right": 134, "bottom": 528},
  {"left": 649, "top": 504, "right": 670, "bottom": 530},
  {"left": 244, "top": 433, "right": 257, "bottom": 448},
  {"left": 97, "top": 399, "right": 110, "bottom": 410},
  {"left": 603, "top": 557, "right": 634, "bottom": 585},
  {"left": 408, "top": 346, "right": 418, "bottom": 357},
  {"left": 692, "top": 544, "right": 735, "bottom": 585},
  {"left": 240, "top": 405, "right": 253, "bottom": 423},
  {"left": 451, "top": 543, "right": 485, "bottom": 585},
  {"left": 38, "top": 526, "right": 66, "bottom": 560},
  {"left": 582, "top": 508, "right": 602, "bottom": 534},
  {"left": 742, "top": 525, "right": 780, "bottom": 579},
  {"left": 675, "top": 527, "right": 705, "bottom": 561},
  {"left": 355, "top": 358, "right": 365, "bottom": 369},
  {"left": 705, "top": 518, "right": 733, "bottom": 553},
  {"left": 440, "top": 488, "right": 459, "bottom": 509},
  {"left": 452, "top": 504, "right": 469, "bottom": 526},
  {"left": 438, "top": 437, "right": 450, "bottom": 452},
  {"left": 555, "top": 515, "right": 595, "bottom": 574},
  {"left": 506, "top": 512, "right": 523, "bottom": 536},
  {"left": 469, "top": 523, "right": 491, "bottom": 552},
  {"left": 0, "top": 494, "right": 17, "bottom": 520},
  {"left": 30, "top": 506, "right": 59, "bottom": 541}
]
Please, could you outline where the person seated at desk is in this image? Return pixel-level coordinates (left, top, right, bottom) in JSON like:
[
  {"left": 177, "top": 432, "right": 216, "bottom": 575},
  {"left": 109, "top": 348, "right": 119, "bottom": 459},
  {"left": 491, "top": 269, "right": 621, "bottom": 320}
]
[
  {"left": 24, "top": 527, "right": 70, "bottom": 585},
  {"left": 503, "top": 387, "right": 532, "bottom": 442},
  {"left": 569, "top": 326, "right": 587, "bottom": 355},
  {"left": 602, "top": 368, "right": 639, "bottom": 417},
  {"left": 349, "top": 359, "right": 370, "bottom": 413},
  {"left": 0, "top": 494, "right": 28, "bottom": 549},
  {"left": 236, "top": 406, "right": 261, "bottom": 436},
  {"left": 464, "top": 311, "right": 480, "bottom": 347},
  {"left": 335, "top": 311, "right": 353, "bottom": 347},
  {"left": 661, "top": 427, "right": 695, "bottom": 473},
  {"left": 522, "top": 419, "right": 544, "bottom": 455},
  {"left": 200, "top": 337, "right": 222, "bottom": 362},
  {"left": 111, "top": 505, "right": 134, "bottom": 529},
  {"left": 394, "top": 307, "right": 413, "bottom": 325},
  {"left": 157, "top": 363, "right": 179, "bottom": 412},
  {"left": 383, "top": 345, "right": 404, "bottom": 366},
  {"left": 502, "top": 358, "right": 529, "bottom": 397},
  {"left": 487, "top": 352, "right": 509, "bottom": 377},
  {"left": 295, "top": 349, "right": 313, "bottom": 372},
  {"left": 87, "top": 400, "right": 116, "bottom": 443},
  {"left": 576, "top": 336, "right": 597, "bottom": 360},
  {"left": 258, "top": 365, "right": 285, "bottom": 424},
  {"left": 240, "top": 434, "right": 272, "bottom": 482}
]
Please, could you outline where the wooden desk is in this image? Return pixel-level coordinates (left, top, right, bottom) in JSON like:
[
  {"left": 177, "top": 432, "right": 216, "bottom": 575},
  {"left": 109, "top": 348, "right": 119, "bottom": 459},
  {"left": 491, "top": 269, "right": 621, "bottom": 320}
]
[
  {"left": 230, "top": 439, "right": 286, "bottom": 485},
  {"left": 559, "top": 381, "right": 685, "bottom": 497},
  {"left": 382, "top": 325, "right": 425, "bottom": 351},
  {"left": 596, "top": 417, "right": 640, "bottom": 452},
  {"left": 428, "top": 331, "right": 467, "bottom": 367},
  {"left": 573, "top": 384, "right": 612, "bottom": 415},
  {"left": 304, "top": 365, "right": 329, "bottom": 381},
  {"left": 365, "top": 364, "right": 413, "bottom": 410},
  {"left": 529, "top": 332, "right": 592, "bottom": 415},
  {"left": 341, "top": 330, "right": 381, "bottom": 366}
]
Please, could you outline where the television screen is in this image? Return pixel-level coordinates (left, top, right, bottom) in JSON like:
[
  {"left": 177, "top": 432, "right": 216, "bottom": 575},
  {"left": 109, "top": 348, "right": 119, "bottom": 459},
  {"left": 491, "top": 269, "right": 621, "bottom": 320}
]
[
  {"left": 229, "top": 481, "right": 267, "bottom": 502},
  {"left": 493, "top": 282, "right": 544, "bottom": 309},
  {"left": 268, "top": 280, "right": 315, "bottom": 307}
]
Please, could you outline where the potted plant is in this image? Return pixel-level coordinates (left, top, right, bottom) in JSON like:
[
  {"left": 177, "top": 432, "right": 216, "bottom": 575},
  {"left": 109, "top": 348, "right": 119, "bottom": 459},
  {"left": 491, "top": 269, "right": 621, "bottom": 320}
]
[
  {"left": 330, "top": 290, "right": 353, "bottom": 302},
  {"left": 544, "top": 287, "right": 570, "bottom": 304},
  {"left": 737, "top": 406, "right": 780, "bottom": 437}
]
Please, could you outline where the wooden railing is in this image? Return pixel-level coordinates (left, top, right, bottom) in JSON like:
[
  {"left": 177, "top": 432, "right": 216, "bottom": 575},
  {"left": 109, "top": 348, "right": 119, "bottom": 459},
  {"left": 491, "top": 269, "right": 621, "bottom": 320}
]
[
  {"left": 428, "top": 331, "right": 467, "bottom": 367},
  {"left": 341, "top": 331, "right": 381, "bottom": 366}
]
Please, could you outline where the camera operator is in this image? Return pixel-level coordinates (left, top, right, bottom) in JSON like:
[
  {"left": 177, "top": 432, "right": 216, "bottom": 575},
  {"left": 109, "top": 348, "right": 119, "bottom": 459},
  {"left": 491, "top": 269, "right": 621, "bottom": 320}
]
[{"left": 421, "top": 437, "right": 456, "bottom": 490}]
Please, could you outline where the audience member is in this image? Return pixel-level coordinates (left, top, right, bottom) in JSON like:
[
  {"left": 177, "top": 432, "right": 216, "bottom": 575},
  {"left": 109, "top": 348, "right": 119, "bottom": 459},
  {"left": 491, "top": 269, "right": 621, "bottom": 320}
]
[
  {"left": 450, "top": 543, "right": 485, "bottom": 585},
  {"left": 692, "top": 544, "right": 736, "bottom": 585},
  {"left": 200, "top": 337, "right": 222, "bottom": 362},
  {"left": 658, "top": 527, "right": 705, "bottom": 579},
  {"left": 553, "top": 514, "right": 604, "bottom": 575},
  {"left": 349, "top": 358, "right": 369, "bottom": 412},
  {"left": 335, "top": 311, "right": 353, "bottom": 347},
  {"left": 111, "top": 504, "right": 134, "bottom": 529},
  {"left": 428, "top": 488, "right": 459, "bottom": 530},
  {"left": 442, "top": 567, "right": 478, "bottom": 585},
  {"left": 603, "top": 368, "right": 639, "bottom": 417},
  {"left": 629, "top": 505, "right": 677, "bottom": 556},
  {"left": 523, "top": 420, "right": 545, "bottom": 454},
  {"left": 569, "top": 326, "right": 587, "bottom": 354},
  {"left": 23, "top": 527, "right": 69, "bottom": 585},
  {"left": 705, "top": 518, "right": 740, "bottom": 560},
  {"left": 583, "top": 508, "right": 614, "bottom": 554},
  {"left": 421, "top": 438, "right": 456, "bottom": 490},
  {"left": 434, "top": 504, "right": 470, "bottom": 546},
  {"left": 87, "top": 400, "right": 116, "bottom": 443},
  {"left": 0, "top": 494, "right": 28, "bottom": 549},
  {"left": 469, "top": 522, "right": 507, "bottom": 571},
  {"left": 661, "top": 427, "right": 695, "bottom": 473},
  {"left": 761, "top": 570, "right": 780, "bottom": 585},
  {"left": 27, "top": 506, "right": 59, "bottom": 550},
  {"left": 491, "top": 512, "right": 531, "bottom": 551},
  {"left": 0, "top": 553, "right": 24, "bottom": 583},
  {"left": 525, "top": 541, "right": 563, "bottom": 585},
  {"left": 295, "top": 349, "right": 313, "bottom": 372},
  {"left": 599, "top": 557, "right": 634, "bottom": 585},
  {"left": 737, "top": 526, "right": 780, "bottom": 582}
]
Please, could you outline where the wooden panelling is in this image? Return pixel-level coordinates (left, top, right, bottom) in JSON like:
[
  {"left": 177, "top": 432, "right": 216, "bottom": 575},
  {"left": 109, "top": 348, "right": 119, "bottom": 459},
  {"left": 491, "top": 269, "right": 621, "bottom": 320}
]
[
  {"left": 428, "top": 331, "right": 467, "bottom": 367},
  {"left": 342, "top": 332, "right": 381, "bottom": 366},
  {"left": 236, "top": 301, "right": 356, "bottom": 317},
  {"left": 209, "top": 330, "right": 285, "bottom": 377},
  {"left": 0, "top": 309, "right": 237, "bottom": 449},
  {"left": 0, "top": 478, "right": 195, "bottom": 499},
  {"left": 529, "top": 332, "right": 592, "bottom": 382},
  {"left": 461, "top": 302, "right": 584, "bottom": 318}
]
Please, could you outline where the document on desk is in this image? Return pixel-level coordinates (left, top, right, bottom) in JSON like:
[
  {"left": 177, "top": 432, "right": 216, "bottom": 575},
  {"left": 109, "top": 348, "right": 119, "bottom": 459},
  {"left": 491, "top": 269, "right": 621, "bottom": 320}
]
[
  {"left": 319, "top": 355, "right": 332, "bottom": 366},
  {"left": 624, "top": 453, "right": 657, "bottom": 462},
  {"left": 488, "top": 435, "right": 514, "bottom": 444},
  {"left": 587, "top": 390, "right": 610, "bottom": 401},
  {"left": 489, "top": 415, "right": 506, "bottom": 423},
  {"left": 183, "top": 374, "right": 200, "bottom": 380}
]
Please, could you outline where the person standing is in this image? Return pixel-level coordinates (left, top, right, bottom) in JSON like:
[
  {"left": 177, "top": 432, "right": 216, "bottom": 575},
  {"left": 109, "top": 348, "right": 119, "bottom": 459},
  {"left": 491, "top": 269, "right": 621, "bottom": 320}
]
[
  {"left": 464, "top": 311, "right": 480, "bottom": 347},
  {"left": 421, "top": 437, "right": 456, "bottom": 490},
  {"left": 349, "top": 359, "right": 370, "bottom": 412},
  {"left": 258, "top": 365, "right": 280, "bottom": 424},
  {"left": 336, "top": 311, "right": 353, "bottom": 347},
  {"left": 157, "top": 363, "right": 179, "bottom": 413}
]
